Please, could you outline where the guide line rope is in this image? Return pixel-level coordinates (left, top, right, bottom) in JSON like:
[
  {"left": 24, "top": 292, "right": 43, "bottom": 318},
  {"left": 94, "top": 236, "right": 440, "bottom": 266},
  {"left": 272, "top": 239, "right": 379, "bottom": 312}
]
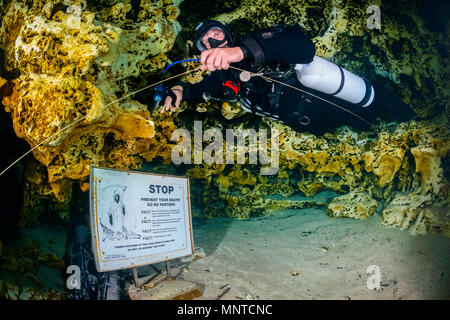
[
  {"left": 0, "top": 69, "right": 195, "bottom": 177},
  {"left": 1, "top": 60, "right": 374, "bottom": 177},
  {"left": 228, "top": 65, "right": 374, "bottom": 128}
]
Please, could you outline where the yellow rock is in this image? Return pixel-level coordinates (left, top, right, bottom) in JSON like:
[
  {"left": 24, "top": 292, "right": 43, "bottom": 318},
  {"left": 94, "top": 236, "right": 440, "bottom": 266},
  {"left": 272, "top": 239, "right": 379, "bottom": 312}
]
[
  {"left": 382, "top": 188, "right": 450, "bottom": 236},
  {"left": 111, "top": 112, "right": 155, "bottom": 140},
  {"left": 228, "top": 167, "right": 257, "bottom": 185},
  {"left": 216, "top": 175, "right": 233, "bottom": 192},
  {"left": 225, "top": 196, "right": 239, "bottom": 207},
  {"left": 410, "top": 139, "right": 449, "bottom": 194},
  {"left": 1, "top": 0, "right": 182, "bottom": 186},
  {"left": 362, "top": 133, "right": 407, "bottom": 187},
  {"left": 1, "top": 0, "right": 449, "bottom": 238},
  {"left": 327, "top": 191, "right": 378, "bottom": 220}
]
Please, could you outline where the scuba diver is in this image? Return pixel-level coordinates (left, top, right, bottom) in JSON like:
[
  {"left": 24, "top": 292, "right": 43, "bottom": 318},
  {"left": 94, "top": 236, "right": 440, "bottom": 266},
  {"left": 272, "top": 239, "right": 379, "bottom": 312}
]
[
  {"left": 67, "top": 225, "right": 125, "bottom": 300},
  {"left": 159, "top": 20, "right": 416, "bottom": 135}
]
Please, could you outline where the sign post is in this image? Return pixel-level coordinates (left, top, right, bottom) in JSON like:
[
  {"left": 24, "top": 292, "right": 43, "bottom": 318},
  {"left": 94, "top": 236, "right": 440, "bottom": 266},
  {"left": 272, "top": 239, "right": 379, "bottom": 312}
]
[{"left": 89, "top": 167, "right": 200, "bottom": 299}]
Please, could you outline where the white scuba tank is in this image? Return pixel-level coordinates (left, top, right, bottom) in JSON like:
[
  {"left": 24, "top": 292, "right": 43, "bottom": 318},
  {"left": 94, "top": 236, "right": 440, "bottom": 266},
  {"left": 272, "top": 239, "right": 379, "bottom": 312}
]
[{"left": 294, "top": 56, "right": 375, "bottom": 107}]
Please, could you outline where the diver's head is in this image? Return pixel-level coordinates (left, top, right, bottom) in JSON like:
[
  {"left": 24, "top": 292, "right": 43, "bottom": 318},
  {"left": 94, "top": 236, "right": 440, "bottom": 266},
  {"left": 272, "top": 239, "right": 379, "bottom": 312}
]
[{"left": 195, "top": 20, "right": 233, "bottom": 52}]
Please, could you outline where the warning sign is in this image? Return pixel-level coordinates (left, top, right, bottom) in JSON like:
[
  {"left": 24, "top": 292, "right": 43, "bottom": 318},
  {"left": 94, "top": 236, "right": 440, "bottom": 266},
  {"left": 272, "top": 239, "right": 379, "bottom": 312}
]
[{"left": 89, "top": 167, "right": 194, "bottom": 272}]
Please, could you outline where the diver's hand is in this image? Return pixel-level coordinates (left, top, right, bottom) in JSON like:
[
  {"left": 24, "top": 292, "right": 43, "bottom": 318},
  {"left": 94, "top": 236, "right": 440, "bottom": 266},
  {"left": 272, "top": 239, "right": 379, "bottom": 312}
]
[
  {"left": 161, "top": 86, "right": 183, "bottom": 113},
  {"left": 200, "top": 47, "right": 244, "bottom": 72}
]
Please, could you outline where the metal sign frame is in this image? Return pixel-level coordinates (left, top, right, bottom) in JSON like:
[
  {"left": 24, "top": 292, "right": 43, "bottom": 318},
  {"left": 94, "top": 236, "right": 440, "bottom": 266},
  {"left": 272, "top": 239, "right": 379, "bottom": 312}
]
[{"left": 89, "top": 166, "right": 194, "bottom": 272}]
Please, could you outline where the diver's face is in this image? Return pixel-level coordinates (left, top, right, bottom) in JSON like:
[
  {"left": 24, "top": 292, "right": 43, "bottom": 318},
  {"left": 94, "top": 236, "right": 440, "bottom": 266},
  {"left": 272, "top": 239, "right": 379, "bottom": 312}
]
[{"left": 202, "top": 28, "right": 227, "bottom": 50}]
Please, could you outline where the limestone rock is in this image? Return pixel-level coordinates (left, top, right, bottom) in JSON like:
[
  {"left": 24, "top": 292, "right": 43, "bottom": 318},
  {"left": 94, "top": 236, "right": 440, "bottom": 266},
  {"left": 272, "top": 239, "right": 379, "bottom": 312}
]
[
  {"left": 379, "top": 122, "right": 449, "bottom": 235},
  {"left": 0, "top": 221, "right": 67, "bottom": 299},
  {"left": 1, "top": 0, "right": 183, "bottom": 190},
  {"left": 410, "top": 139, "right": 449, "bottom": 195},
  {"left": 0, "top": 0, "right": 449, "bottom": 237},
  {"left": 381, "top": 192, "right": 449, "bottom": 236},
  {"left": 362, "top": 132, "right": 408, "bottom": 187},
  {"left": 179, "top": 113, "right": 448, "bottom": 225},
  {"left": 19, "top": 159, "right": 73, "bottom": 226},
  {"left": 327, "top": 191, "right": 378, "bottom": 220}
]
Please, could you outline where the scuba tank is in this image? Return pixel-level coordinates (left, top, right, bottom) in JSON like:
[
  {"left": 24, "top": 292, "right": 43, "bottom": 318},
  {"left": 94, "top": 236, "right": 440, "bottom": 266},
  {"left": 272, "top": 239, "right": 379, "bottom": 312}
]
[
  {"left": 294, "top": 56, "right": 375, "bottom": 107},
  {"left": 67, "top": 225, "right": 125, "bottom": 300},
  {"left": 67, "top": 225, "right": 99, "bottom": 300}
]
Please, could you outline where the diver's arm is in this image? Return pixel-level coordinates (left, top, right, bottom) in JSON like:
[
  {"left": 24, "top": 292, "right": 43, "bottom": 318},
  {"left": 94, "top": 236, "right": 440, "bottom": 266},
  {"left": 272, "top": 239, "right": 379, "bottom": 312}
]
[
  {"left": 238, "top": 24, "right": 316, "bottom": 66},
  {"left": 199, "top": 47, "right": 244, "bottom": 72},
  {"left": 161, "top": 74, "right": 223, "bottom": 112},
  {"left": 172, "top": 71, "right": 222, "bottom": 104}
]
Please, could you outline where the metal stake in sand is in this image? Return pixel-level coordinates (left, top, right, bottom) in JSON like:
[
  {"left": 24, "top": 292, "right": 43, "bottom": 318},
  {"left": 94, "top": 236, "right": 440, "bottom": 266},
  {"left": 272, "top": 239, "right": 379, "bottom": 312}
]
[
  {"left": 166, "top": 260, "right": 172, "bottom": 280},
  {"left": 133, "top": 267, "right": 140, "bottom": 288}
]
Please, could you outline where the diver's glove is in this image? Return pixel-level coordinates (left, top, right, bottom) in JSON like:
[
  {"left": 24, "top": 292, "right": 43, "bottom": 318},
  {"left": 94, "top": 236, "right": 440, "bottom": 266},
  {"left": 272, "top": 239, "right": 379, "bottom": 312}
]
[{"left": 152, "top": 85, "right": 178, "bottom": 111}]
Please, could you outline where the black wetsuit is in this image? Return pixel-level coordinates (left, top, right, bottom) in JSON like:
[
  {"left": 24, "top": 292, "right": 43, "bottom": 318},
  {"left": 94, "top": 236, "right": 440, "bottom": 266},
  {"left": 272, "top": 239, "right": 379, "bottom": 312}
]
[{"left": 177, "top": 25, "right": 415, "bottom": 135}]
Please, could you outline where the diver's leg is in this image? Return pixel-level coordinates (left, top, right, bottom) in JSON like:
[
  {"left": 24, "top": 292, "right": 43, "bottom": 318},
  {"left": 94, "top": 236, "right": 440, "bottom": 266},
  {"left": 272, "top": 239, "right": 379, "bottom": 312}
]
[{"left": 281, "top": 94, "right": 355, "bottom": 135}]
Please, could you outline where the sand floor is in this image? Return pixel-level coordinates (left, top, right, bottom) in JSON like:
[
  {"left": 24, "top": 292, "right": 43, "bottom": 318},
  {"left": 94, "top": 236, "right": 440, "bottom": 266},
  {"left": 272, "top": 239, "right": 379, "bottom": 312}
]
[{"left": 130, "top": 204, "right": 450, "bottom": 300}]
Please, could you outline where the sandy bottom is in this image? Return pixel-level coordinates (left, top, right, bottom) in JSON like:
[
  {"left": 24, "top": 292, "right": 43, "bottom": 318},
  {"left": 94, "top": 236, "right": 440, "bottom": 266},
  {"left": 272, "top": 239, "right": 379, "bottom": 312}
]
[
  {"left": 127, "top": 204, "right": 450, "bottom": 300},
  {"left": 189, "top": 209, "right": 450, "bottom": 300}
]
